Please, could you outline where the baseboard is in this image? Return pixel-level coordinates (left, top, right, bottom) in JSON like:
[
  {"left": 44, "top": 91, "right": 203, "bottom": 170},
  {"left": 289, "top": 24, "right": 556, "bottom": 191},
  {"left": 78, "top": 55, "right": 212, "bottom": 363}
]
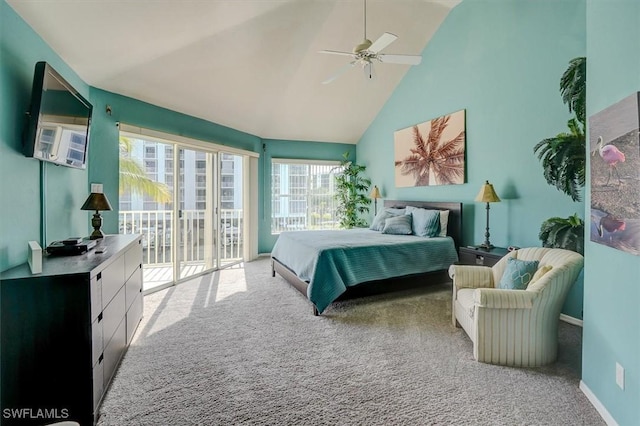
[
  {"left": 579, "top": 381, "right": 618, "bottom": 426},
  {"left": 258, "top": 252, "right": 271, "bottom": 258},
  {"left": 560, "top": 313, "right": 583, "bottom": 327}
]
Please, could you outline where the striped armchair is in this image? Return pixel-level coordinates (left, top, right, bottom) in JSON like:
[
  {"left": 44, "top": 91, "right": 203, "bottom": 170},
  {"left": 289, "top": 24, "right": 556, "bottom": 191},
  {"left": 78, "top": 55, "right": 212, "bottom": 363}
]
[{"left": 448, "top": 247, "right": 584, "bottom": 367}]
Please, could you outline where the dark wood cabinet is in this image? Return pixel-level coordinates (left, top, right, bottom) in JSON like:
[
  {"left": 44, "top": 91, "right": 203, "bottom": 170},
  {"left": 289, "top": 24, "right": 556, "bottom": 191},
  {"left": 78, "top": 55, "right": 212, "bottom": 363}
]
[
  {"left": 458, "top": 246, "right": 509, "bottom": 267},
  {"left": 1, "top": 234, "right": 143, "bottom": 426}
]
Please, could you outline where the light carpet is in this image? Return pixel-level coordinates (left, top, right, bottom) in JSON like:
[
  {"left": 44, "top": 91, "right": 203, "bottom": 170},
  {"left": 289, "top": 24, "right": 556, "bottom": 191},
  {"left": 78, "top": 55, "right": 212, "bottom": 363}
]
[{"left": 98, "top": 257, "right": 603, "bottom": 425}]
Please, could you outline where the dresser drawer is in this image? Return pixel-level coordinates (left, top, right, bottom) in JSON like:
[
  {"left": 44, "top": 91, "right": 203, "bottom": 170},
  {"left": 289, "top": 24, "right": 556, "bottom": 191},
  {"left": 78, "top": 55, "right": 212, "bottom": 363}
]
[
  {"left": 126, "top": 292, "right": 143, "bottom": 345},
  {"left": 101, "top": 255, "right": 125, "bottom": 307},
  {"left": 90, "top": 275, "right": 102, "bottom": 323},
  {"left": 103, "top": 286, "right": 126, "bottom": 348},
  {"left": 103, "top": 318, "right": 126, "bottom": 388},
  {"left": 125, "top": 263, "right": 142, "bottom": 311},
  {"left": 124, "top": 239, "right": 143, "bottom": 281},
  {"left": 91, "top": 317, "right": 103, "bottom": 367},
  {"left": 92, "top": 357, "right": 104, "bottom": 410}
]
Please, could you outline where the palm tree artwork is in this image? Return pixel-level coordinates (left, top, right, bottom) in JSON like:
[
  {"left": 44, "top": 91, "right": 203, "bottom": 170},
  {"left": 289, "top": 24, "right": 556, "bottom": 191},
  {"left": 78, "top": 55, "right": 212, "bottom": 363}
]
[{"left": 394, "top": 109, "right": 466, "bottom": 187}]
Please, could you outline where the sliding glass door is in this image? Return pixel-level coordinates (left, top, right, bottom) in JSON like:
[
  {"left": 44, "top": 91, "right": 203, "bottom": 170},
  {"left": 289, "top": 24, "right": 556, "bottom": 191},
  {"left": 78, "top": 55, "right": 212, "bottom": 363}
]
[
  {"left": 119, "top": 131, "right": 249, "bottom": 294},
  {"left": 177, "top": 147, "right": 217, "bottom": 280},
  {"left": 119, "top": 137, "right": 175, "bottom": 292}
]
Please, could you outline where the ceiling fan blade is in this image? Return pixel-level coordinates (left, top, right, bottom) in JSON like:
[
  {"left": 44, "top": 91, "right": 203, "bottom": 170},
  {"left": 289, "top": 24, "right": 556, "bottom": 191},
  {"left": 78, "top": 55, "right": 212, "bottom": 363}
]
[
  {"left": 322, "top": 61, "right": 356, "bottom": 85},
  {"left": 378, "top": 54, "right": 422, "bottom": 65},
  {"left": 318, "top": 50, "right": 356, "bottom": 57},
  {"left": 368, "top": 32, "right": 398, "bottom": 54}
]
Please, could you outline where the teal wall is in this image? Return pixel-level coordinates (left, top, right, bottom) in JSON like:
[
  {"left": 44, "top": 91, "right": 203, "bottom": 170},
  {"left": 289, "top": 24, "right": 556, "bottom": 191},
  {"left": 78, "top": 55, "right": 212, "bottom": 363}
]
[
  {"left": 0, "top": 0, "right": 351, "bottom": 271},
  {"left": 0, "top": 1, "right": 90, "bottom": 271},
  {"left": 583, "top": 1, "right": 640, "bottom": 424},
  {"left": 258, "top": 139, "right": 355, "bottom": 253},
  {"left": 356, "top": 0, "right": 586, "bottom": 318},
  {"left": 87, "top": 88, "right": 263, "bottom": 236}
]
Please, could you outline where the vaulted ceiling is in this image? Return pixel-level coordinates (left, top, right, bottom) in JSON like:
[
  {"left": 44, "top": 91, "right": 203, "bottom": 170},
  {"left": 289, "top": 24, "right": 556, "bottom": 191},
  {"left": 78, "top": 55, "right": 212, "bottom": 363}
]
[{"left": 8, "top": 0, "right": 460, "bottom": 143}]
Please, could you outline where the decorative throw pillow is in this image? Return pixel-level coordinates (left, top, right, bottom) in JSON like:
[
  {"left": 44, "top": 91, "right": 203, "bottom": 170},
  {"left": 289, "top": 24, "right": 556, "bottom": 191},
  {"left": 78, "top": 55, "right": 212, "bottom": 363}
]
[
  {"left": 438, "top": 210, "right": 450, "bottom": 237},
  {"left": 498, "top": 258, "right": 539, "bottom": 290},
  {"left": 369, "top": 208, "right": 405, "bottom": 231},
  {"left": 529, "top": 265, "right": 553, "bottom": 285},
  {"left": 405, "top": 206, "right": 440, "bottom": 237},
  {"left": 381, "top": 214, "right": 413, "bottom": 235}
]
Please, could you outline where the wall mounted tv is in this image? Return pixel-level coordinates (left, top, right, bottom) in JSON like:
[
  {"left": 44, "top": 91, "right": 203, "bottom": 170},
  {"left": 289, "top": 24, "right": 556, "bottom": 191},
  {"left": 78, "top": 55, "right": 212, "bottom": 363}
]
[{"left": 23, "top": 61, "right": 93, "bottom": 169}]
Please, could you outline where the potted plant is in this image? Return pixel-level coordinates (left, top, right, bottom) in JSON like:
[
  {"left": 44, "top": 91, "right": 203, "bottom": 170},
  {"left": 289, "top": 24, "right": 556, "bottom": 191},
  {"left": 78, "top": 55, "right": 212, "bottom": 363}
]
[
  {"left": 533, "top": 57, "right": 586, "bottom": 202},
  {"left": 533, "top": 57, "right": 586, "bottom": 253},
  {"left": 539, "top": 214, "right": 584, "bottom": 255},
  {"left": 334, "top": 152, "right": 371, "bottom": 228}
]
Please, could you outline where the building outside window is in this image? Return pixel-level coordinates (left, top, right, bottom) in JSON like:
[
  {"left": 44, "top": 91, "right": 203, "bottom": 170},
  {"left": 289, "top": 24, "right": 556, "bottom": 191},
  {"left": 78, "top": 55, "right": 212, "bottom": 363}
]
[{"left": 271, "top": 159, "right": 342, "bottom": 233}]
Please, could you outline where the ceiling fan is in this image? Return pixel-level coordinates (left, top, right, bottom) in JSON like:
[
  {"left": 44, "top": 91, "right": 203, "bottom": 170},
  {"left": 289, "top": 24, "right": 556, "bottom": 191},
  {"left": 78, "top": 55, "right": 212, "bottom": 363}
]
[{"left": 319, "top": 0, "right": 422, "bottom": 84}]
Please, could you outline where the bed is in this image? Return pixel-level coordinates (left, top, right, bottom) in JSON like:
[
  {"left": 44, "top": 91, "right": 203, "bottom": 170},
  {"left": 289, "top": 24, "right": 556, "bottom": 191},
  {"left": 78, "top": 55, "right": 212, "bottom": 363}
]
[{"left": 271, "top": 200, "right": 463, "bottom": 315}]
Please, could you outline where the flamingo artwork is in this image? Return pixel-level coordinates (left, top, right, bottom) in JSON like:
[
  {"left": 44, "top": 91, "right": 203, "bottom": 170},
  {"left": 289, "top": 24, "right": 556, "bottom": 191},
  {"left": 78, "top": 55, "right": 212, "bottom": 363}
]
[{"left": 594, "top": 136, "right": 625, "bottom": 185}]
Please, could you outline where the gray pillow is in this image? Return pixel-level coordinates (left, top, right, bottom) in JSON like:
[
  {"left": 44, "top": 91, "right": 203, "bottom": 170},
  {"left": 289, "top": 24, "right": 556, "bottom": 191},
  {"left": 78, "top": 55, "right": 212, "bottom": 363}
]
[
  {"left": 370, "top": 208, "right": 406, "bottom": 231},
  {"left": 405, "top": 206, "right": 441, "bottom": 237},
  {"left": 381, "top": 214, "right": 413, "bottom": 235}
]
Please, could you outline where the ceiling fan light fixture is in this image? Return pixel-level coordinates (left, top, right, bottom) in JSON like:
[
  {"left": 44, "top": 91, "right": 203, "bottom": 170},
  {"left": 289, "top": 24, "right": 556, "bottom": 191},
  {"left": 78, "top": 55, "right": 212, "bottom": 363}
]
[
  {"left": 318, "top": 0, "right": 422, "bottom": 84},
  {"left": 353, "top": 39, "right": 372, "bottom": 53}
]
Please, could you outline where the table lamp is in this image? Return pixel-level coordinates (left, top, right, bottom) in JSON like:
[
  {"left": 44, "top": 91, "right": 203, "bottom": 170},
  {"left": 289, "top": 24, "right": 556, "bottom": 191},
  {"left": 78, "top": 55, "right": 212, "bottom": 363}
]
[
  {"left": 475, "top": 180, "right": 501, "bottom": 249},
  {"left": 81, "top": 192, "right": 113, "bottom": 239},
  {"left": 370, "top": 185, "right": 382, "bottom": 215}
]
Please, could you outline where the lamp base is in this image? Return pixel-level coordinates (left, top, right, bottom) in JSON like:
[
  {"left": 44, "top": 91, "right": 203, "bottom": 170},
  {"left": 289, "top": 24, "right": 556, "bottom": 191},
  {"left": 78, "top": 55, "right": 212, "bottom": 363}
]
[
  {"left": 476, "top": 243, "right": 494, "bottom": 250},
  {"left": 90, "top": 212, "right": 105, "bottom": 239},
  {"left": 89, "top": 229, "right": 105, "bottom": 240}
]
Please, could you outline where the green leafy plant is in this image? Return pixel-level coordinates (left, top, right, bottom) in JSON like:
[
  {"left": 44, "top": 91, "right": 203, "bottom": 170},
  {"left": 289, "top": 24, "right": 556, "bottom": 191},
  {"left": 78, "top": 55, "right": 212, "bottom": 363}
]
[
  {"left": 533, "top": 57, "right": 586, "bottom": 202},
  {"left": 560, "top": 57, "right": 586, "bottom": 125},
  {"left": 533, "top": 118, "right": 585, "bottom": 202},
  {"left": 534, "top": 57, "right": 586, "bottom": 254},
  {"left": 538, "top": 214, "right": 584, "bottom": 255},
  {"left": 334, "top": 152, "right": 371, "bottom": 228}
]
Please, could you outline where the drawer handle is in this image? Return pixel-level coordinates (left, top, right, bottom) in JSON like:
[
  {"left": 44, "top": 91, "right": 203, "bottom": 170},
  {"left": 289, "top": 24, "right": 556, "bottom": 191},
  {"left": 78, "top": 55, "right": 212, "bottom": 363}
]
[
  {"left": 98, "top": 312, "right": 103, "bottom": 322},
  {"left": 97, "top": 272, "right": 102, "bottom": 280},
  {"left": 99, "top": 354, "right": 104, "bottom": 363},
  {"left": 139, "top": 263, "right": 142, "bottom": 269}
]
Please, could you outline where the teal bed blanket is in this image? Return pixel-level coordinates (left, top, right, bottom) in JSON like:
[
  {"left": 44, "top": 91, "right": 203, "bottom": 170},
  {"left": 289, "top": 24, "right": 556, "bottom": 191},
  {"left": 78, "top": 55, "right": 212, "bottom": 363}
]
[{"left": 271, "top": 228, "right": 458, "bottom": 313}]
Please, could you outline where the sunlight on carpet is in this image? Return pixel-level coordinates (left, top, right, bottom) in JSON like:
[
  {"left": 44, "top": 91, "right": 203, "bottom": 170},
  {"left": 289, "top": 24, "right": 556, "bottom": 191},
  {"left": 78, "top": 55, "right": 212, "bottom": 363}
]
[{"left": 215, "top": 265, "right": 247, "bottom": 302}]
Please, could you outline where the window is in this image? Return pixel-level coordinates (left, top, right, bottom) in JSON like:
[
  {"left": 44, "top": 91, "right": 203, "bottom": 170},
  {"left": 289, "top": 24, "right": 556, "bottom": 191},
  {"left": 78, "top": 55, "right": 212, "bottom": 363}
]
[{"left": 271, "top": 159, "right": 342, "bottom": 233}]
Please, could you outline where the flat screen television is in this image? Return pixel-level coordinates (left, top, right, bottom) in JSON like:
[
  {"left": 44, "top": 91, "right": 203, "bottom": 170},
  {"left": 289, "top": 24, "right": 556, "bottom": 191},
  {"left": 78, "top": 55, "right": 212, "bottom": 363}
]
[{"left": 23, "top": 62, "right": 92, "bottom": 169}]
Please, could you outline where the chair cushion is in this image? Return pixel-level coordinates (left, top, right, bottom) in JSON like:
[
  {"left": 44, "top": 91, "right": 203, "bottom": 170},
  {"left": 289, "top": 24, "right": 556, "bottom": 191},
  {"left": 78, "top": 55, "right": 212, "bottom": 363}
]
[
  {"left": 498, "top": 258, "right": 539, "bottom": 290},
  {"left": 529, "top": 265, "right": 553, "bottom": 285}
]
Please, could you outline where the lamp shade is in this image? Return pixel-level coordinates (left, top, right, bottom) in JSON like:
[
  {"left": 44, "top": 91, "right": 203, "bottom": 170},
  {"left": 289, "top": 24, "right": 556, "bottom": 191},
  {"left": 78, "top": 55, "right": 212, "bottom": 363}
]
[
  {"left": 370, "top": 185, "right": 382, "bottom": 199},
  {"left": 81, "top": 192, "right": 113, "bottom": 211},
  {"left": 475, "top": 181, "right": 501, "bottom": 203}
]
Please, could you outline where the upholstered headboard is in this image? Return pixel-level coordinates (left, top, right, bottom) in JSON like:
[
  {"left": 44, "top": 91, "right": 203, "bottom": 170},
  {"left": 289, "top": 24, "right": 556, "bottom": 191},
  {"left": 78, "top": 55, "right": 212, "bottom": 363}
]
[{"left": 383, "top": 200, "right": 463, "bottom": 249}]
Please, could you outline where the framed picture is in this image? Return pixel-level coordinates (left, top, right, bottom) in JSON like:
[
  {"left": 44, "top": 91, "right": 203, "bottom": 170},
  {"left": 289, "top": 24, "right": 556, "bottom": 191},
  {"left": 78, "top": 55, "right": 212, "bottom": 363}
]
[
  {"left": 394, "top": 109, "right": 465, "bottom": 187},
  {"left": 589, "top": 92, "right": 640, "bottom": 255}
]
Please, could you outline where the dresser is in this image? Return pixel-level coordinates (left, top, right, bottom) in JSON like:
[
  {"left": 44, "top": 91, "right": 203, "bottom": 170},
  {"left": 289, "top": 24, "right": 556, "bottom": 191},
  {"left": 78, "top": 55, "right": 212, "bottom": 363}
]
[{"left": 0, "top": 234, "right": 143, "bottom": 426}]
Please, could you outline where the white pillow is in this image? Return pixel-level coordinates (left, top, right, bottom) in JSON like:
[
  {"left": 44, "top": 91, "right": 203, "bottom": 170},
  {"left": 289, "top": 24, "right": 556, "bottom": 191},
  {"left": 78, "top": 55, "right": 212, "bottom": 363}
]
[{"left": 438, "top": 210, "right": 450, "bottom": 237}]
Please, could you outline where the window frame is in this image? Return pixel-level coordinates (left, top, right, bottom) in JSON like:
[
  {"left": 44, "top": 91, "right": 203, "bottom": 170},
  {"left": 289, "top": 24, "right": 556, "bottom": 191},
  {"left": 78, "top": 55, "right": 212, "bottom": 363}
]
[{"left": 270, "top": 158, "right": 342, "bottom": 235}]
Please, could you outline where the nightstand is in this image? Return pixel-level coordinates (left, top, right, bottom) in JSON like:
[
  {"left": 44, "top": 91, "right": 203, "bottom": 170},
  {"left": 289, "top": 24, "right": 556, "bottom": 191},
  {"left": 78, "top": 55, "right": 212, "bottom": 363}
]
[{"left": 458, "top": 246, "right": 509, "bottom": 267}]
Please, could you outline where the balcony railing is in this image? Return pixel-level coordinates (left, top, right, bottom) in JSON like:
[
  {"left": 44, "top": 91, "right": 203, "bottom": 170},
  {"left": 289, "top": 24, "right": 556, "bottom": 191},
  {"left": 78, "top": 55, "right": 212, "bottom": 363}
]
[{"left": 119, "top": 209, "right": 243, "bottom": 267}]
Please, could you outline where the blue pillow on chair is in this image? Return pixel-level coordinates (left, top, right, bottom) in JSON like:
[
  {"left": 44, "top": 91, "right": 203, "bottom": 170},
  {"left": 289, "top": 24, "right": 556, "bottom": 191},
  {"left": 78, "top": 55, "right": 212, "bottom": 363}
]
[{"left": 499, "top": 258, "right": 539, "bottom": 290}]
